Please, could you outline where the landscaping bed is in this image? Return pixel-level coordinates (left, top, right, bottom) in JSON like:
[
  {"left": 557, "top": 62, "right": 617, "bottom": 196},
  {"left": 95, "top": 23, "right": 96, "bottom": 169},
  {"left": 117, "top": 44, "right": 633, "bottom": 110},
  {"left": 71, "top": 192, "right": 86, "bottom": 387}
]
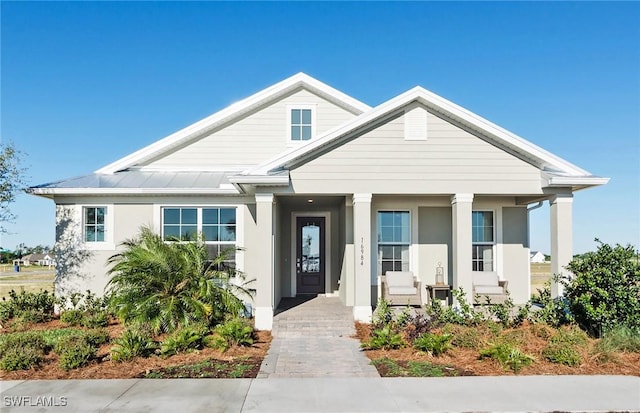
[
  {"left": 0, "top": 318, "right": 271, "bottom": 380},
  {"left": 356, "top": 321, "right": 640, "bottom": 377}
]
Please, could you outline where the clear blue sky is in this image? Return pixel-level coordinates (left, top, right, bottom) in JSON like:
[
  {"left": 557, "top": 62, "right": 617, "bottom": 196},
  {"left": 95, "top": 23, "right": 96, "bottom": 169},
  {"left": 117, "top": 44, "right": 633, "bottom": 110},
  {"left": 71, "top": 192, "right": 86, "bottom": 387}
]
[{"left": 1, "top": 1, "right": 639, "bottom": 254}]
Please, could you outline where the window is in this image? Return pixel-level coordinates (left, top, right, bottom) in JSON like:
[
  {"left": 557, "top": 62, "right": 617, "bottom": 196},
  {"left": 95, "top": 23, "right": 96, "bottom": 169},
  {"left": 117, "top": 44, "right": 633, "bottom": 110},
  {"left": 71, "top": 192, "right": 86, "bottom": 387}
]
[
  {"left": 162, "top": 207, "right": 237, "bottom": 268},
  {"left": 472, "top": 211, "right": 494, "bottom": 271},
  {"left": 84, "top": 207, "right": 106, "bottom": 242},
  {"left": 377, "top": 211, "right": 410, "bottom": 274},
  {"left": 290, "top": 108, "right": 312, "bottom": 141}
]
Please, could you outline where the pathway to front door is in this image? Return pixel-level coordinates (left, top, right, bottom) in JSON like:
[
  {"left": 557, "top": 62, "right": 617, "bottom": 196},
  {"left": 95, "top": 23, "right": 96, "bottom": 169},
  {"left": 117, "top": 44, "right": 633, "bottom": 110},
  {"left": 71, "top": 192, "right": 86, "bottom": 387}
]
[{"left": 257, "top": 296, "right": 380, "bottom": 378}]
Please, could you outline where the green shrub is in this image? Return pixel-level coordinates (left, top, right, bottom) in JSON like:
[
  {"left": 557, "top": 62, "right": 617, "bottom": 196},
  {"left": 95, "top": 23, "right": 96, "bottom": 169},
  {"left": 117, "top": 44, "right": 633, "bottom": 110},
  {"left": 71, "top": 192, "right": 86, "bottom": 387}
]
[
  {"left": 209, "top": 318, "right": 254, "bottom": 352},
  {"left": 446, "top": 324, "right": 484, "bottom": 349},
  {"left": 55, "top": 336, "right": 96, "bottom": 370},
  {"left": 531, "top": 279, "right": 574, "bottom": 328},
  {"left": 372, "top": 298, "right": 394, "bottom": 329},
  {"left": 0, "top": 331, "right": 49, "bottom": 371},
  {"left": 479, "top": 343, "right": 535, "bottom": 373},
  {"left": 551, "top": 326, "right": 589, "bottom": 346},
  {"left": 563, "top": 241, "right": 640, "bottom": 337},
  {"left": 0, "top": 347, "right": 43, "bottom": 371},
  {"left": 160, "top": 324, "right": 209, "bottom": 356},
  {"left": 361, "top": 326, "right": 405, "bottom": 350},
  {"left": 60, "top": 309, "right": 85, "bottom": 326},
  {"left": 110, "top": 328, "right": 157, "bottom": 362},
  {"left": 0, "top": 331, "right": 49, "bottom": 355},
  {"left": 1, "top": 290, "right": 56, "bottom": 323},
  {"left": 83, "top": 329, "right": 111, "bottom": 347},
  {"left": 427, "top": 288, "right": 486, "bottom": 326},
  {"left": 82, "top": 311, "right": 109, "bottom": 328},
  {"left": 413, "top": 332, "right": 452, "bottom": 356},
  {"left": 542, "top": 342, "right": 582, "bottom": 366}
]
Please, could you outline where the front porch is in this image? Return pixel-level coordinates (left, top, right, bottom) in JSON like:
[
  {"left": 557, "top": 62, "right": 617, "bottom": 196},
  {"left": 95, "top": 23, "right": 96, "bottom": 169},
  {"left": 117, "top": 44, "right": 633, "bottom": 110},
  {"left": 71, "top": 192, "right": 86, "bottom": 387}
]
[{"left": 252, "top": 193, "right": 574, "bottom": 331}]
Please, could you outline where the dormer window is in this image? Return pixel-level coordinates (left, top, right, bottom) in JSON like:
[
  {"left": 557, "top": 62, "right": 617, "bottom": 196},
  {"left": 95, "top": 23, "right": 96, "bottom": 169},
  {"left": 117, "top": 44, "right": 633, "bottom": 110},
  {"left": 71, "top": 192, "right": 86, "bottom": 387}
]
[{"left": 288, "top": 105, "right": 316, "bottom": 142}]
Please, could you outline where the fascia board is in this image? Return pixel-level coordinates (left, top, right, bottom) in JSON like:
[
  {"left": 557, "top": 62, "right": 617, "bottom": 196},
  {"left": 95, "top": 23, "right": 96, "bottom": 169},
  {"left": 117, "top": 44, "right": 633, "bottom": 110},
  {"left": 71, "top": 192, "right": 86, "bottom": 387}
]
[
  {"left": 228, "top": 173, "right": 290, "bottom": 186},
  {"left": 545, "top": 175, "right": 610, "bottom": 187},
  {"left": 26, "top": 187, "right": 240, "bottom": 196},
  {"left": 95, "top": 73, "right": 370, "bottom": 175}
]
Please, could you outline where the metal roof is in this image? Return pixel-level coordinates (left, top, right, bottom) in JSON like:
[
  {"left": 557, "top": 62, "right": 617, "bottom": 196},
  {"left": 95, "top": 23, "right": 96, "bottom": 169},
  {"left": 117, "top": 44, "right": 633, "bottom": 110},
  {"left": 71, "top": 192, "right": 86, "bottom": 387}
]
[{"left": 28, "top": 170, "right": 238, "bottom": 196}]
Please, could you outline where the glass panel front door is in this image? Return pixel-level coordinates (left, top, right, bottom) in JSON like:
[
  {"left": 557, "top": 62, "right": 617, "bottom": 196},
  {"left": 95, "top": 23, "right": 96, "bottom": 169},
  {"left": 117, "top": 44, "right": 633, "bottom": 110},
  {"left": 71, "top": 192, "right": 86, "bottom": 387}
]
[{"left": 296, "top": 216, "right": 325, "bottom": 295}]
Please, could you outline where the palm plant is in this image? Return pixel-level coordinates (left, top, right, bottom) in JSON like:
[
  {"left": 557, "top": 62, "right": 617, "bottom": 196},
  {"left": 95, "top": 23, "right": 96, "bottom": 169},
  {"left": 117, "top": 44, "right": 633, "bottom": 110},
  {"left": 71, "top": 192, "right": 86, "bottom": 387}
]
[{"left": 106, "top": 227, "right": 253, "bottom": 334}]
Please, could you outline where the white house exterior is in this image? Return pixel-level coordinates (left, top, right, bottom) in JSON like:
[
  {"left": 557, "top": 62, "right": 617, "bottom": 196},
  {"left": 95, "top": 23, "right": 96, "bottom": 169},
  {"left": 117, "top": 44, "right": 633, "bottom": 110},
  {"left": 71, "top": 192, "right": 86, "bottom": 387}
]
[
  {"left": 28, "top": 73, "right": 608, "bottom": 330},
  {"left": 530, "top": 251, "right": 547, "bottom": 263}
]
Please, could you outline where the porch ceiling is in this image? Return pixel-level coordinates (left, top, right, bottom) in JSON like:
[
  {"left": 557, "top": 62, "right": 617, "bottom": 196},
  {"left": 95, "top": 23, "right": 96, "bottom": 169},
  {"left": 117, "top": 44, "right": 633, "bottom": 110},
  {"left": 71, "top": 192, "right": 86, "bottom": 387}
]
[{"left": 277, "top": 195, "right": 345, "bottom": 209}]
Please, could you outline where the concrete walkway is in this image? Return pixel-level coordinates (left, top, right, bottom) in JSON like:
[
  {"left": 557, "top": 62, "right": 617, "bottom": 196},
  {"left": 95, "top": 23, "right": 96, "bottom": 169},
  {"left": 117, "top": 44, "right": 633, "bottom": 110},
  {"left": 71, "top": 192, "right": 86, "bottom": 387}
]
[
  {"left": 258, "top": 296, "right": 379, "bottom": 378},
  {"left": 2, "top": 376, "right": 639, "bottom": 412}
]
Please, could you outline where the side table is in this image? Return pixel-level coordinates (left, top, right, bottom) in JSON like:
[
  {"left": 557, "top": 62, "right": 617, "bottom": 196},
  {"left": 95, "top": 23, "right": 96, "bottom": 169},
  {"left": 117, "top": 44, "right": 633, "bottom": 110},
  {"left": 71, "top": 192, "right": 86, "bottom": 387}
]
[{"left": 426, "top": 284, "right": 452, "bottom": 307}]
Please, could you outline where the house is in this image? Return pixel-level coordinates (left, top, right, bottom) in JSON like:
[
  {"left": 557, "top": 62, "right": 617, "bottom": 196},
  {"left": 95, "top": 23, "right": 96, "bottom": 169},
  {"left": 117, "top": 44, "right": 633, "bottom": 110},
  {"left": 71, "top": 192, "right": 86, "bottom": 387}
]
[
  {"left": 530, "top": 251, "right": 547, "bottom": 263},
  {"left": 20, "top": 253, "right": 55, "bottom": 266},
  {"left": 27, "top": 73, "right": 608, "bottom": 330}
]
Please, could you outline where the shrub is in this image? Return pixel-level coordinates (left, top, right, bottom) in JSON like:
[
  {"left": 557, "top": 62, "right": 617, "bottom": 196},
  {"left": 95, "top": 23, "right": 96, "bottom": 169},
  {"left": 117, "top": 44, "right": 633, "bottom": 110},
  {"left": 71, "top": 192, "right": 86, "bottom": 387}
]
[
  {"left": 60, "top": 309, "right": 85, "bottom": 326},
  {"left": 563, "top": 241, "right": 640, "bottom": 337},
  {"left": 110, "top": 328, "right": 157, "bottom": 362},
  {"left": 0, "top": 331, "right": 48, "bottom": 371},
  {"left": 531, "top": 279, "right": 573, "bottom": 328},
  {"left": 413, "top": 332, "right": 452, "bottom": 356},
  {"left": 479, "top": 343, "right": 535, "bottom": 373},
  {"left": 361, "top": 326, "right": 405, "bottom": 350},
  {"left": 0, "top": 347, "right": 43, "bottom": 371},
  {"left": 542, "top": 342, "right": 582, "bottom": 366},
  {"left": 372, "top": 298, "right": 394, "bottom": 329},
  {"left": 55, "top": 336, "right": 96, "bottom": 370},
  {"left": 446, "top": 324, "right": 484, "bottom": 349},
  {"left": 83, "top": 329, "right": 111, "bottom": 347},
  {"left": 0, "top": 290, "right": 57, "bottom": 323},
  {"left": 160, "top": 324, "right": 209, "bottom": 356},
  {"left": 82, "top": 311, "right": 109, "bottom": 328},
  {"left": 209, "top": 318, "right": 254, "bottom": 352},
  {"left": 427, "top": 288, "right": 486, "bottom": 326},
  {"left": 403, "top": 313, "right": 434, "bottom": 342}
]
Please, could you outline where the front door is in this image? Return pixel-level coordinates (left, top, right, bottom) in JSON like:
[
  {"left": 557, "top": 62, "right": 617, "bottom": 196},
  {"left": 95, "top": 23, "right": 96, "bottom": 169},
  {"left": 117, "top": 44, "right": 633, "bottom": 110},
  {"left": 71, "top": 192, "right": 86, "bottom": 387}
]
[{"left": 296, "top": 216, "right": 325, "bottom": 295}]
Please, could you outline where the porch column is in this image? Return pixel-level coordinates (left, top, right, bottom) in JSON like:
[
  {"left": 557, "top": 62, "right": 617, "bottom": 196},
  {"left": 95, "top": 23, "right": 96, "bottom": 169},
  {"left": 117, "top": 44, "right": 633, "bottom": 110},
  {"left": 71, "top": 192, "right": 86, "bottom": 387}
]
[
  {"left": 451, "top": 193, "right": 474, "bottom": 305},
  {"left": 254, "top": 193, "right": 274, "bottom": 330},
  {"left": 352, "top": 193, "right": 373, "bottom": 322},
  {"left": 550, "top": 194, "right": 573, "bottom": 298}
]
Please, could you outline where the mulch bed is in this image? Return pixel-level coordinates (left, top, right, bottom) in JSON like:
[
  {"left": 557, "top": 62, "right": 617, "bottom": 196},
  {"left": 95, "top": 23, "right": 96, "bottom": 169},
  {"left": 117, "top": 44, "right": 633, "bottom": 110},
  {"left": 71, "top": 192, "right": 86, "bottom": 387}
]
[
  {"left": 0, "top": 319, "right": 271, "bottom": 380},
  {"left": 355, "top": 322, "right": 640, "bottom": 377}
]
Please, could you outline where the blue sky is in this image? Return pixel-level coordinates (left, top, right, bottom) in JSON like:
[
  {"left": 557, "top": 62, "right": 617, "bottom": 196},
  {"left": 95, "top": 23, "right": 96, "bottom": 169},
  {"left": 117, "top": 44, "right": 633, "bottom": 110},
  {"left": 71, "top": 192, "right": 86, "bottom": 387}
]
[{"left": 1, "top": 1, "right": 639, "bottom": 254}]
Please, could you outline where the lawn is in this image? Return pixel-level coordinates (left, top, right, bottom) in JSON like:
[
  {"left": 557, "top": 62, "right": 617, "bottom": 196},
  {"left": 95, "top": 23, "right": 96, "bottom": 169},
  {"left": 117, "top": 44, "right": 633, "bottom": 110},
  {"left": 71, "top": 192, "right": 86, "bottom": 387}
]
[{"left": 0, "top": 266, "right": 54, "bottom": 299}]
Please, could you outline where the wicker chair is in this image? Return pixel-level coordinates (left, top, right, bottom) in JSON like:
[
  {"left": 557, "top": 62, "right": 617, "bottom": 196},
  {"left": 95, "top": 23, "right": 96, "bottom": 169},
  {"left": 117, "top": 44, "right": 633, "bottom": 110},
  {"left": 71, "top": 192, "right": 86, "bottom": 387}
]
[{"left": 381, "top": 271, "right": 422, "bottom": 306}]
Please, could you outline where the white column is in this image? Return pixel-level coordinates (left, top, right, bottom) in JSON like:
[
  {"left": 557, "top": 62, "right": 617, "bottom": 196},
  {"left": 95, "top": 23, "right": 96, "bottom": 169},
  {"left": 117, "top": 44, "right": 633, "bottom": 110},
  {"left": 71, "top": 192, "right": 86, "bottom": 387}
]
[
  {"left": 254, "top": 193, "right": 274, "bottom": 330},
  {"left": 352, "top": 193, "right": 372, "bottom": 322},
  {"left": 550, "top": 194, "right": 573, "bottom": 298},
  {"left": 451, "top": 193, "right": 474, "bottom": 305}
]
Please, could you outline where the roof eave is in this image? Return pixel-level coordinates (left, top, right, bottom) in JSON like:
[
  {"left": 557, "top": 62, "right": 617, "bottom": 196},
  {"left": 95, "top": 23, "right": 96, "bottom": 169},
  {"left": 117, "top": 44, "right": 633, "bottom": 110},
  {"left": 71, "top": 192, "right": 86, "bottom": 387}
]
[{"left": 26, "top": 187, "right": 240, "bottom": 196}]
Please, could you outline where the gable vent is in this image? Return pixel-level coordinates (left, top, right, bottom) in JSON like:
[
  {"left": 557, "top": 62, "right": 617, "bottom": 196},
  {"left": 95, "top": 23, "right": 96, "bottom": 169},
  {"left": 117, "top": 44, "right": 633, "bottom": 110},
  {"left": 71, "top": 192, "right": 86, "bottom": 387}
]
[{"left": 404, "top": 104, "right": 428, "bottom": 141}]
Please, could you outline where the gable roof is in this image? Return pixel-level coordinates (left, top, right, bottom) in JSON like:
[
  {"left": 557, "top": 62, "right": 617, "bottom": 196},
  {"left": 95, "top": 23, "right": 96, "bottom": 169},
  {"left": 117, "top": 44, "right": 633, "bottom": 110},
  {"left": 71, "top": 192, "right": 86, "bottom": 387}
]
[
  {"left": 242, "top": 86, "right": 608, "bottom": 190},
  {"left": 96, "top": 73, "right": 371, "bottom": 174}
]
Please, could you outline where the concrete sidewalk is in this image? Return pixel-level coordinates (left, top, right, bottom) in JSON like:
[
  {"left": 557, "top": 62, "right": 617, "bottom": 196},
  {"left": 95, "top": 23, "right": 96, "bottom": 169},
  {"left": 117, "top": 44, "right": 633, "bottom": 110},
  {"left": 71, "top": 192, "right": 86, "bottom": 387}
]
[{"left": 2, "top": 375, "right": 639, "bottom": 412}]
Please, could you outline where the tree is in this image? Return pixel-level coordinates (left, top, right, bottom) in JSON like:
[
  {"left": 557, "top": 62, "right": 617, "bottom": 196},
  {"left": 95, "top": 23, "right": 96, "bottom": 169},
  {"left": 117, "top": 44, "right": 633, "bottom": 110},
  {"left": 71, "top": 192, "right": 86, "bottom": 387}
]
[
  {"left": 0, "top": 143, "right": 27, "bottom": 233},
  {"left": 106, "top": 227, "right": 253, "bottom": 334},
  {"left": 563, "top": 240, "right": 640, "bottom": 337}
]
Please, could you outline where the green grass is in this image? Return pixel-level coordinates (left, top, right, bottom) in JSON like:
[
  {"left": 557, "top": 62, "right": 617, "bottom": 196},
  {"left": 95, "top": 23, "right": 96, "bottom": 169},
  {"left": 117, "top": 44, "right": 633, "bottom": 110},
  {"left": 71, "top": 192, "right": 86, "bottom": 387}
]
[
  {"left": 0, "top": 268, "right": 55, "bottom": 299},
  {"left": 142, "top": 357, "right": 258, "bottom": 378},
  {"left": 371, "top": 357, "right": 463, "bottom": 377}
]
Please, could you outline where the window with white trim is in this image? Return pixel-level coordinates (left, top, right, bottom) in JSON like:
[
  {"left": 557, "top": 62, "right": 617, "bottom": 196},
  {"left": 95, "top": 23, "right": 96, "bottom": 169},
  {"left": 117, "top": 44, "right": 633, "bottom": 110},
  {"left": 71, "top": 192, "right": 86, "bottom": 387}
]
[
  {"left": 377, "top": 211, "right": 410, "bottom": 274},
  {"left": 290, "top": 108, "right": 313, "bottom": 141},
  {"left": 472, "top": 211, "right": 494, "bottom": 271},
  {"left": 84, "top": 206, "right": 106, "bottom": 242},
  {"left": 162, "top": 207, "right": 237, "bottom": 268}
]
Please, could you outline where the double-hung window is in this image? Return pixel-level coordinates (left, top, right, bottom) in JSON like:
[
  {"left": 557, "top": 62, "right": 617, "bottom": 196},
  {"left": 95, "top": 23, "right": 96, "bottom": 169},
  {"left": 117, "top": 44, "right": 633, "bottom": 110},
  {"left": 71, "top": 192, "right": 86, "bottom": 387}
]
[
  {"left": 162, "top": 207, "right": 237, "bottom": 268},
  {"left": 84, "top": 207, "right": 106, "bottom": 242},
  {"left": 377, "top": 211, "right": 410, "bottom": 274},
  {"left": 472, "top": 211, "right": 494, "bottom": 271}
]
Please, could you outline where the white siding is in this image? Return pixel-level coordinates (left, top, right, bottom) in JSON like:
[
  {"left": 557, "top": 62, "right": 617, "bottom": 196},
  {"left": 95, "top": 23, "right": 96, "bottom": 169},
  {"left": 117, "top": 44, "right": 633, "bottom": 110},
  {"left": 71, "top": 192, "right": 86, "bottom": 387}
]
[
  {"left": 142, "top": 89, "right": 359, "bottom": 169},
  {"left": 290, "top": 107, "right": 543, "bottom": 194}
]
